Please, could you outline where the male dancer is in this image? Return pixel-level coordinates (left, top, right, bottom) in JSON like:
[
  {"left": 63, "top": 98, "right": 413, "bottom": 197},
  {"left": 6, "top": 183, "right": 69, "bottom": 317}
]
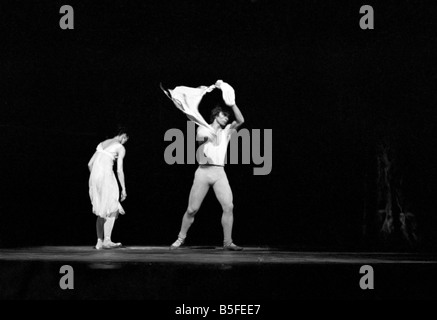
[{"left": 163, "top": 80, "right": 245, "bottom": 251}]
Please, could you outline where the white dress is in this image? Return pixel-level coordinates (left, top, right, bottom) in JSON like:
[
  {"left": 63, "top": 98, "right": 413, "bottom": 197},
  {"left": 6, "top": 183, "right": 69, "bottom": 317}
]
[{"left": 89, "top": 143, "right": 125, "bottom": 218}]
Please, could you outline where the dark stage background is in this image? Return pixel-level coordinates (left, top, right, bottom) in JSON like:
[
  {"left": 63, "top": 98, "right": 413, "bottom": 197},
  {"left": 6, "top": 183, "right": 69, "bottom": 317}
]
[{"left": 1, "top": 0, "right": 436, "bottom": 251}]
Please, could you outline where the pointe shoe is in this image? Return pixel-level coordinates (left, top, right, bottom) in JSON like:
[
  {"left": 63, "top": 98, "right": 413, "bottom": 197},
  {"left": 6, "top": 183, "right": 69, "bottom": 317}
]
[
  {"left": 223, "top": 243, "right": 243, "bottom": 251},
  {"left": 170, "top": 237, "right": 185, "bottom": 250}
]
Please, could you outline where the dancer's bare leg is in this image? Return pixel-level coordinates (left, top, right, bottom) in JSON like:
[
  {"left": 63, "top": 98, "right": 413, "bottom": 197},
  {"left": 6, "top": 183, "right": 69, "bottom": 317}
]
[
  {"left": 95, "top": 217, "right": 105, "bottom": 249},
  {"left": 213, "top": 175, "right": 243, "bottom": 251},
  {"left": 171, "top": 169, "right": 210, "bottom": 249},
  {"left": 103, "top": 216, "right": 122, "bottom": 248}
]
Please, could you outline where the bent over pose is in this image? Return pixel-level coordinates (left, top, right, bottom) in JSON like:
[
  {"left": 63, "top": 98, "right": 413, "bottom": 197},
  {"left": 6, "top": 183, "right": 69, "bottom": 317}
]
[{"left": 88, "top": 129, "right": 128, "bottom": 249}]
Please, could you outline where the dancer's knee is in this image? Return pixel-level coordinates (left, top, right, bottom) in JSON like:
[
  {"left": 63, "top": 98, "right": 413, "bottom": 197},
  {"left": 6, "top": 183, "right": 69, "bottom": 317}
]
[
  {"left": 186, "top": 206, "right": 199, "bottom": 217},
  {"left": 222, "top": 203, "right": 234, "bottom": 215}
]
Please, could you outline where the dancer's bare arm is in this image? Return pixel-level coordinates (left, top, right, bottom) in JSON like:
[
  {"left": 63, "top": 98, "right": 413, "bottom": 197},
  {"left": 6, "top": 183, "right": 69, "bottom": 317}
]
[
  {"left": 229, "top": 104, "right": 245, "bottom": 130},
  {"left": 116, "top": 146, "right": 127, "bottom": 201},
  {"left": 214, "top": 81, "right": 245, "bottom": 130}
]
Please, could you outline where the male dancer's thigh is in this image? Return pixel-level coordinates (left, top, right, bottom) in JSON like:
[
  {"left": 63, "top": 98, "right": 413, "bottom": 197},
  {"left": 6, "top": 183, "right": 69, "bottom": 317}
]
[
  {"left": 187, "top": 168, "right": 210, "bottom": 212},
  {"left": 212, "top": 172, "right": 233, "bottom": 209}
]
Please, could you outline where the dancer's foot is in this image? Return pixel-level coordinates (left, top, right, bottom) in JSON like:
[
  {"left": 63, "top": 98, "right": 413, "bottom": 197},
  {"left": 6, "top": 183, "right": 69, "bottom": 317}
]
[
  {"left": 95, "top": 239, "right": 103, "bottom": 250},
  {"left": 102, "top": 239, "right": 122, "bottom": 249},
  {"left": 170, "top": 237, "right": 185, "bottom": 250},
  {"left": 223, "top": 243, "right": 243, "bottom": 251}
]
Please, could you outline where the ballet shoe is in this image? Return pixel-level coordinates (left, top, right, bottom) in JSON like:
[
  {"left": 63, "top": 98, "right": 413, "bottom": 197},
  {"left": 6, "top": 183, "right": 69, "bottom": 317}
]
[
  {"left": 223, "top": 243, "right": 243, "bottom": 251},
  {"left": 102, "top": 240, "right": 122, "bottom": 249},
  {"left": 170, "top": 237, "right": 185, "bottom": 250}
]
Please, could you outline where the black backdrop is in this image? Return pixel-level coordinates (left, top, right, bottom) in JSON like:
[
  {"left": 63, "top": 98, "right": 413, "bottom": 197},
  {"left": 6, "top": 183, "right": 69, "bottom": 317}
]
[{"left": 2, "top": 0, "right": 436, "bottom": 251}]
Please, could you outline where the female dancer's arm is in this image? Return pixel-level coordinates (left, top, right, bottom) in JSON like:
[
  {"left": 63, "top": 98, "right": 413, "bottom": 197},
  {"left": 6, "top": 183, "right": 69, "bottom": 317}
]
[{"left": 116, "top": 146, "right": 127, "bottom": 201}]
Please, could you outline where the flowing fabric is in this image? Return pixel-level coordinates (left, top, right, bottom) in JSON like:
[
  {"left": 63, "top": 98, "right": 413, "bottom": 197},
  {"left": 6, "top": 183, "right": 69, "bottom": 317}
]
[
  {"left": 161, "top": 80, "right": 236, "bottom": 134},
  {"left": 215, "top": 80, "right": 236, "bottom": 106},
  {"left": 89, "top": 143, "right": 125, "bottom": 218}
]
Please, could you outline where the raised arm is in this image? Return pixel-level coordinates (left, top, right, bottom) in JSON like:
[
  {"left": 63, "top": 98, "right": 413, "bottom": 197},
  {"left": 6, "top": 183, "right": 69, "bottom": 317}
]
[
  {"left": 116, "top": 146, "right": 127, "bottom": 201},
  {"left": 214, "top": 80, "right": 245, "bottom": 130},
  {"left": 229, "top": 104, "right": 245, "bottom": 130}
]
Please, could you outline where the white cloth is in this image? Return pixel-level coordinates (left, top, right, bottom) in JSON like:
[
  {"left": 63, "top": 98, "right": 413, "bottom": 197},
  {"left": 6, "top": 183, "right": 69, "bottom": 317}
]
[
  {"left": 215, "top": 80, "right": 236, "bottom": 106},
  {"left": 162, "top": 84, "right": 216, "bottom": 134},
  {"left": 161, "top": 80, "right": 236, "bottom": 134}
]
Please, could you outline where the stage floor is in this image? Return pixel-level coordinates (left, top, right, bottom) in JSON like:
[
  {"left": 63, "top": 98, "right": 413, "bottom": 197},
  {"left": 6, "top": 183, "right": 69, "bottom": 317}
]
[{"left": 1, "top": 246, "right": 436, "bottom": 300}]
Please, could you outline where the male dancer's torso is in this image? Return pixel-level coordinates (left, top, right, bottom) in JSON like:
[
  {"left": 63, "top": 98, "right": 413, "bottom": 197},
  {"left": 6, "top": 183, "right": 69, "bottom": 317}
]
[{"left": 197, "top": 125, "right": 233, "bottom": 166}]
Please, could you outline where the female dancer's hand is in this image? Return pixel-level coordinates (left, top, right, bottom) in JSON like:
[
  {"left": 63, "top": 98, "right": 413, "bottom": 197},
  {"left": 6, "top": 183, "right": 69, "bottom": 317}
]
[{"left": 121, "top": 189, "right": 127, "bottom": 202}]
